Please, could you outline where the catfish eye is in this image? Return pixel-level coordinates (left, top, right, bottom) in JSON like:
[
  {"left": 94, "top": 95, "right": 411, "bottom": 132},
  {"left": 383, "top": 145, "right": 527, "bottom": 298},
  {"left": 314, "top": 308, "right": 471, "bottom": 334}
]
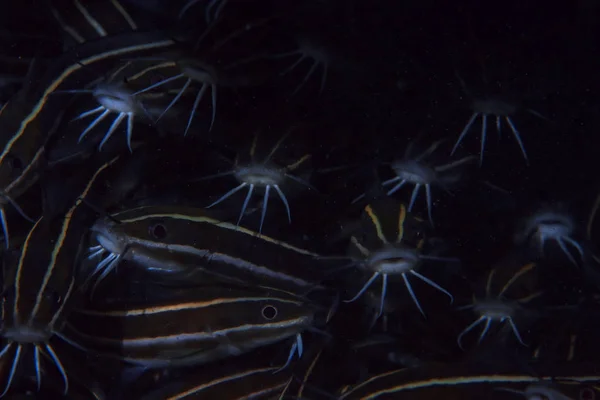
[
  {"left": 261, "top": 305, "right": 278, "bottom": 320},
  {"left": 149, "top": 222, "right": 167, "bottom": 239}
]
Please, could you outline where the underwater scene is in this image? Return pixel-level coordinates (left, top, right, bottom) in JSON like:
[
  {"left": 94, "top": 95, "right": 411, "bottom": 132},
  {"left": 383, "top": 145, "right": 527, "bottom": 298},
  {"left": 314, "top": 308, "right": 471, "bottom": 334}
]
[{"left": 0, "top": 0, "right": 599, "bottom": 398}]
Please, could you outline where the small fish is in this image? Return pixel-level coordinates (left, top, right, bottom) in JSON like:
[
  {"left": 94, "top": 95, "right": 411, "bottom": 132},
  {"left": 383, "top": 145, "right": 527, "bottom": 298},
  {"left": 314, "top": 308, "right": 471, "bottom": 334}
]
[
  {"left": 457, "top": 256, "right": 543, "bottom": 350},
  {"left": 353, "top": 139, "right": 474, "bottom": 225},
  {"left": 85, "top": 205, "right": 333, "bottom": 295},
  {"left": 64, "top": 286, "right": 317, "bottom": 369},
  {"left": 342, "top": 198, "right": 454, "bottom": 320},
  {"left": 0, "top": 155, "right": 122, "bottom": 396},
  {"left": 199, "top": 129, "right": 313, "bottom": 234},
  {"left": 514, "top": 203, "right": 585, "bottom": 267}
]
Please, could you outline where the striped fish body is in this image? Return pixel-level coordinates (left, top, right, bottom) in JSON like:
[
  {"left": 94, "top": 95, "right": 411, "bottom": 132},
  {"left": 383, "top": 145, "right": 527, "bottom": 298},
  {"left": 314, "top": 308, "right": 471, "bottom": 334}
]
[
  {"left": 48, "top": 0, "right": 139, "bottom": 47},
  {"left": 2, "top": 155, "right": 123, "bottom": 332},
  {"left": 64, "top": 286, "right": 315, "bottom": 369},
  {"left": 0, "top": 99, "right": 47, "bottom": 203},
  {"left": 137, "top": 352, "right": 293, "bottom": 400},
  {"left": 0, "top": 156, "right": 123, "bottom": 395},
  {"left": 88, "top": 205, "right": 330, "bottom": 295},
  {"left": 338, "top": 362, "right": 600, "bottom": 400},
  {"left": 2, "top": 216, "right": 79, "bottom": 334}
]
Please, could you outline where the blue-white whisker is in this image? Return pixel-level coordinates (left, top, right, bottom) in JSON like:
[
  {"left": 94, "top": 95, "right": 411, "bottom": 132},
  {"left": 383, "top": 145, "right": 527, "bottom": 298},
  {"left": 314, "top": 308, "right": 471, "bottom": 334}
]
[
  {"left": 0, "top": 341, "right": 69, "bottom": 397},
  {"left": 201, "top": 132, "right": 311, "bottom": 234},
  {"left": 85, "top": 245, "right": 122, "bottom": 290},
  {"left": 274, "top": 333, "right": 303, "bottom": 374},
  {"left": 133, "top": 70, "right": 217, "bottom": 135}
]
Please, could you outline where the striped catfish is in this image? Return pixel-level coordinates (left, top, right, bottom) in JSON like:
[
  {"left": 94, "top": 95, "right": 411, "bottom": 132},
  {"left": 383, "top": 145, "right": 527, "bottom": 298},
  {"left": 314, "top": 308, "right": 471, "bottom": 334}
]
[
  {"left": 457, "top": 258, "right": 543, "bottom": 351},
  {"left": 86, "top": 205, "right": 335, "bottom": 295},
  {"left": 337, "top": 361, "right": 600, "bottom": 400},
  {"left": 342, "top": 198, "right": 454, "bottom": 321},
  {"left": 0, "top": 31, "right": 176, "bottom": 248},
  {"left": 136, "top": 351, "right": 294, "bottom": 400},
  {"left": 64, "top": 286, "right": 317, "bottom": 369},
  {"left": 0, "top": 155, "right": 123, "bottom": 397}
]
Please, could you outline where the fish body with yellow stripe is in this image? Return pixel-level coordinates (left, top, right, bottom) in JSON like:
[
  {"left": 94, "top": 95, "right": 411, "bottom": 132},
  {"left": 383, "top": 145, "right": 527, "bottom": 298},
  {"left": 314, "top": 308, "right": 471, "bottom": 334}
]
[
  {"left": 0, "top": 155, "right": 123, "bottom": 397},
  {"left": 139, "top": 364, "right": 290, "bottom": 400},
  {"left": 64, "top": 286, "right": 317, "bottom": 369},
  {"left": 338, "top": 361, "right": 600, "bottom": 400},
  {"left": 134, "top": 349, "right": 294, "bottom": 400},
  {"left": 85, "top": 205, "right": 332, "bottom": 296}
]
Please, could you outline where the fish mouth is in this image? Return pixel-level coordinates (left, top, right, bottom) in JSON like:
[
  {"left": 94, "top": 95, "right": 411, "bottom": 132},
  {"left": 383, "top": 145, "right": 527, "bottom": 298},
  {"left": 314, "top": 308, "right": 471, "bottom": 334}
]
[
  {"left": 3, "top": 326, "right": 49, "bottom": 343},
  {"left": 518, "top": 211, "right": 574, "bottom": 240},
  {"left": 368, "top": 246, "right": 420, "bottom": 273},
  {"left": 91, "top": 219, "right": 125, "bottom": 255},
  {"left": 473, "top": 300, "right": 515, "bottom": 319}
]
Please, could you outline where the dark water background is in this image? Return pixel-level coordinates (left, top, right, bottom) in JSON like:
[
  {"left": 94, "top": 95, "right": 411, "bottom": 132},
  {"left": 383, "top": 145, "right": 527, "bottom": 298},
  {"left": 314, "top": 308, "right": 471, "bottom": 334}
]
[{"left": 1, "top": 0, "right": 600, "bottom": 397}]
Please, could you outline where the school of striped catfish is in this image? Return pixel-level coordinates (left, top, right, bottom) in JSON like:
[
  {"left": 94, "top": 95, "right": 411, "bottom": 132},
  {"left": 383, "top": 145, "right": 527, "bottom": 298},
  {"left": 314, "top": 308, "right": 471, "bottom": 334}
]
[{"left": 0, "top": 0, "right": 599, "bottom": 398}]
